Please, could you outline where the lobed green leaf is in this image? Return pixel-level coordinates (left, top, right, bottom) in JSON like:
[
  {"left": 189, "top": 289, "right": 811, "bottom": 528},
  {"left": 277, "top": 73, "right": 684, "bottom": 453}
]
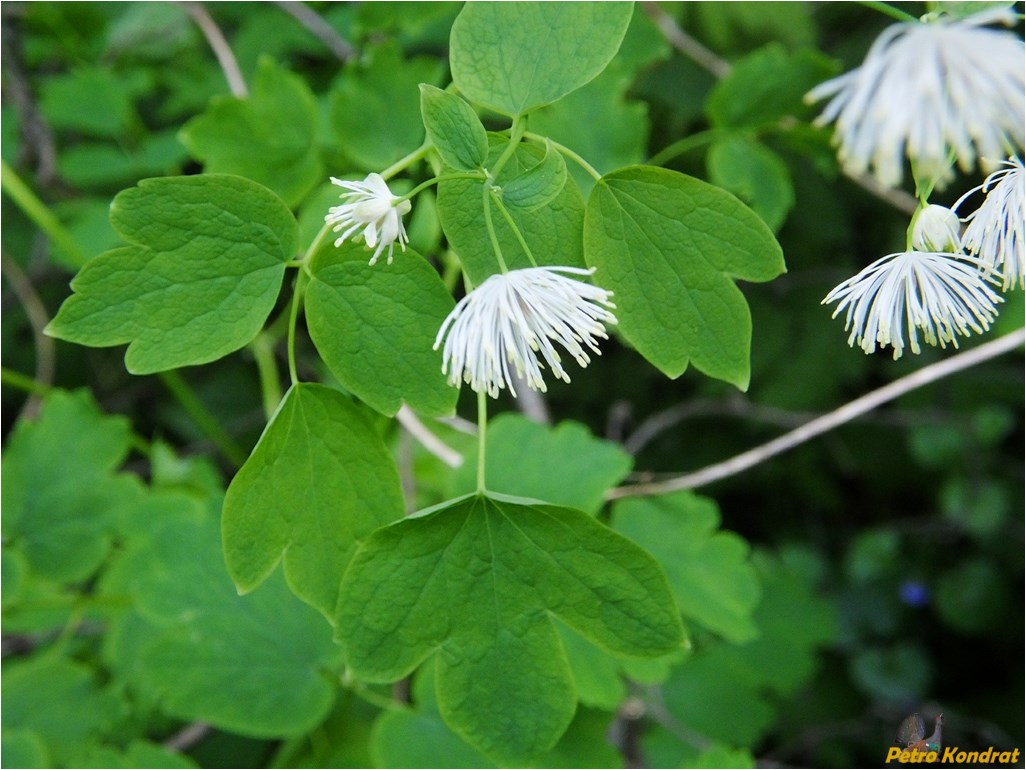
[
  {"left": 584, "top": 165, "right": 786, "bottom": 389},
  {"left": 46, "top": 174, "right": 297, "bottom": 374},
  {"left": 222, "top": 382, "right": 405, "bottom": 618},
  {"left": 336, "top": 493, "right": 683, "bottom": 765}
]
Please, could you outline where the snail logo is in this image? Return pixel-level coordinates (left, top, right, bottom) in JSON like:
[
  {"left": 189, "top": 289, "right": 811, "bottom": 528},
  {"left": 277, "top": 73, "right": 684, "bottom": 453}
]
[{"left": 884, "top": 712, "right": 1022, "bottom": 765}]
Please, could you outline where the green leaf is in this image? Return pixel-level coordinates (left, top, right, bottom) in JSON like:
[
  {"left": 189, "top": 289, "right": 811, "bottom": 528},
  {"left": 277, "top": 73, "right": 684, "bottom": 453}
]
[
  {"left": 584, "top": 165, "right": 785, "bottom": 389},
  {"left": 501, "top": 139, "right": 568, "bottom": 212},
  {"left": 419, "top": 84, "right": 488, "bottom": 172},
  {"left": 450, "top": 2, "right": 634, "bottom": 117},
  {"left": 612, "top": 492, "right": 761, "bottom": 643},
  {"left": 705, "top": 44, "right": 838, "bottom": 129},
  {"left": 707, "top": 136, "right": 794, "bottom": 232},
  {"left": 306, "top": 242, "right": 457, "bottom": 417},
  {"left": 103, "top": 505, "right": 344, "bottom": 737},
  {"left": 1, "top": 390, "right": 135, "bottom": 581},
  {"left": 0, "top": 657, "right": 125, "bottom": 766},
  {"left": 331, "top": 42, "right": 443, "bottom": 171},
  {"left": 437, "top": 136, "right": 586, "bottom": 285},
  {"left": 337, "top": 493, "right": 683, "bottom": 765},
  {"left": 46, "top": 174, "right": 297, "bottom": 374},
  {"left": 179, "top": 57, "right": 323, "bottom": 207},
  {"left": 451, "top": 413, "right": 632, "bottom": 514},
  {"left": 222, "top": 382, "right": 404, "bottom": 618}
]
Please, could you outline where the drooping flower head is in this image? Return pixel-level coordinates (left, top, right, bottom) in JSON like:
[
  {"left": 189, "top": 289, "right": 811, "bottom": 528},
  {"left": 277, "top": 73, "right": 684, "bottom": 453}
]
[
  {"left": 433, "top": 266, "right": 618, "bottom": 398},
  {"left": 325, "top": 173, "right": 411, "bottom": 265},
  {"left": 954, "top": 156, "right": 1025, "bottom": 290},
  {"left": 806, "top": 8, "right": 1025, "bottom": 189},
  {"left": 823, "top": 250, "right": 1003, "bottom": 359}
]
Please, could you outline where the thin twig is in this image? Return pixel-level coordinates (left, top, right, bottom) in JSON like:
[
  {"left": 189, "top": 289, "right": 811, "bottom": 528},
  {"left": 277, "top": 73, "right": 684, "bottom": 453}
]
[
  {"left": 847, "top": 169, "right": 919, "bottom": 217},
  {"left": 178, "top": 2, "right": 247, "bottom": 97},
  {"left": 1, "top": 251, "right": 55, "bottom": 421},
  {"left": 1, "top": 11, "right": 58, "bottom": 186},
  {"left": 273, "top": 0, "right": 356, "bottom": 62},
  {"left": 642, "top": 2, "right": 731, "bottom": 79},
  {"left": 608, "top": 328, "right": 1025, "bottom": 499},
  {"left": 396, "top": 405, "right": 464, "bottom": 468},
  {"left": 163, "top": 721, "right": 212, "bottom": 752}
]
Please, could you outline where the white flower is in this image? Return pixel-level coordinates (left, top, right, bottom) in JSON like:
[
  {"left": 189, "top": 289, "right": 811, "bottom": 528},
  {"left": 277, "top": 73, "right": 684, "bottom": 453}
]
[
  {"left": 806, "top": 8, "right": 1025, "bottom": 189},
  {"left": 911, "top": 205, "right": 962, "bottom": 252},
  {"left": 433, "top": 266, "right": 618, "bottom": 398},
  {"left": 954, "top": 156, "right": 1024, "bottom": 290},
  {"left": 325, "top": 173, "right": 411, "bottom": 265},
  {"left": 823, "top": 251, "right": 1003, "bottom": 359}
]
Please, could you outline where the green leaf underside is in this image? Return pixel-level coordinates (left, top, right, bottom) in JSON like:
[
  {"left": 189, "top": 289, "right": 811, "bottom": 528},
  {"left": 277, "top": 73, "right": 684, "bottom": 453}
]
[
  {"left": 306, "top": 242, "right": 457, "bottom": 418},
  {"left": 450, "top": 2, "right": 634, "bottom": 117},
  {"left": 451, "top": 413, "right": 632, "bottom": 515},
  {"left": 612, "top": 491, "right": 761, "bottom": 643},
  {"left": 1, "top": 390, "right": 134, "bottom": 582},
  {"left": 501, "top": 140, "right": 568, "bottom": 212},
  {"left": 104, "top": 506, "right": 342, "bottom": 737},
  {"left": 337, "top": 493, "right": 683, "bottom": 765},
  {"left": 419, "top": 83, "right": 488, "bottom": 172},
  {"left": 584, "top": 166, "right": 785, "bottom": 389},
  {"left": 179, "top": 57, "right": 322, "bottom": 207},
  {"left": 222, "top": 383, "right": 404, "bottom": 619},
  {"left": 46, "top": 174, "right": 296, "bottom": 374},
  {"left": 437, "top": 136, "right": 586, "bottom": 286}
]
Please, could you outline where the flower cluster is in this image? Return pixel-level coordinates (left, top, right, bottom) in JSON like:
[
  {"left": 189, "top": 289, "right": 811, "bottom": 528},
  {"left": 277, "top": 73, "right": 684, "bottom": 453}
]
[
  {"left": 806, "top": 8, "right": 1024, "bottom": 189},
  {"left": 326, "top": 173, "right": 618, "bottom": 397}
]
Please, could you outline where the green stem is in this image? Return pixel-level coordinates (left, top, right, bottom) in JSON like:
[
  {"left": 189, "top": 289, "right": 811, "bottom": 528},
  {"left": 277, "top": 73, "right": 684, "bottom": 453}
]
[
  {"left": 858, "top": 1, "right": 919, "bottom": 22},
  {"left": 301, "top": 221, "right": 333, "bottom": 268},
  {"left": 1, "top": 160, "right": 88, "bottom": 266},
  {"left": 287, "top": 270, "right": 310, "bottom": 386},
  {"left": 647, "top": 128, "right": 720, "bottom": 168},
  {"left": 491, "top": 191, "right": 538, "bottom": 267},
  {"left": 476, "top": 389, "right": 488, "bottom": 493},
  {"left": 1, "top": 366, "right": 50, "bottom": 397},
  {"left": 491, "top": 115, "right": 527, "bottom": 179},
  {"left": 481, "top": 183, "right": 509, "bottom": 273},
  {"left": 395, "top": 171, "right": 486, "bottom": 204},
  {"left": 524, "top": 132, "right": 602, "bottom": 181},
  {"left": 158, "top": 370, "right": 248, "bottom": 467},
  {"left": 380, "top": 140, "right": 432, "bottom": 181},
  {"left": 250, "top": 333, "right": 283, "bottom": 420}
]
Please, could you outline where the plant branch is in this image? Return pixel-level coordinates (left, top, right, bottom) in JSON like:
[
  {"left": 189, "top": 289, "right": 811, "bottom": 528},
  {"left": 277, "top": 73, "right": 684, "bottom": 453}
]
[
  {"left": 179, "top": 2, "right": 247, "bottom": 97},
  {"left": 642, "top": 2, "right": 731, "bottom": 79},
  {"left": 608, "top": 328, "right": 1025, "bottom": 499},
  {"left": 396, "top": 405, "right": 464, "bottom": 468},
  {"left": 163, "top": 722, "right": 212, "bottom": 752},
  {"left": 273, "top": 0, "right": 356, "bottom": 62}
]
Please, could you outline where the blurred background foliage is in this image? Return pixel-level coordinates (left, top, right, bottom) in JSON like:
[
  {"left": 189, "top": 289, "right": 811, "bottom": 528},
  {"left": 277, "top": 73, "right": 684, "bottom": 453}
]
[{"left": 2, "top": 2, "right": 1022, "bottom": 768}]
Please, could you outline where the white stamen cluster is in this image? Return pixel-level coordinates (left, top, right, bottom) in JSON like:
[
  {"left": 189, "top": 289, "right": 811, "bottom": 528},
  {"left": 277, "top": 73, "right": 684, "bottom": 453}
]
[
  {"left": 955, "top": 156, "right": 1025, "bottom": 290},
  {"left": 433, "top": 266, "right": 617, "bottom": 397},
  {"left": 325, "top": 173, "right": 411, "bottom": 265}
]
